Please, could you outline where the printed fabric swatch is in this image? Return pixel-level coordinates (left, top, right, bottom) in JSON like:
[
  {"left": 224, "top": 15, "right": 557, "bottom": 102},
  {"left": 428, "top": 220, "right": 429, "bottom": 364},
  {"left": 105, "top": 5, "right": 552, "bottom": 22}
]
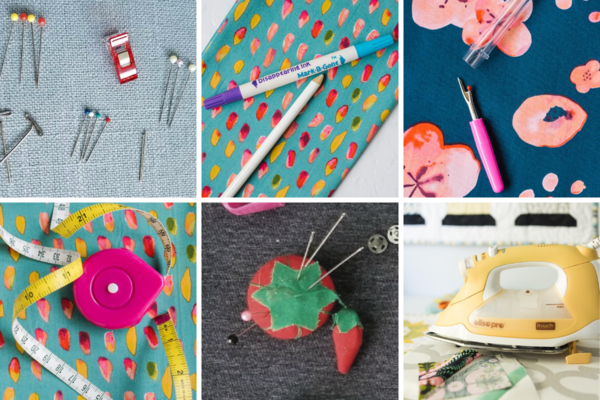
[
  {"left": 202, "top": 0, "right": 399, "bottom": 197},
  {"left": 404, "top": 0, "right": 600, "bottom": 197},
  {"left": 418, "top": 350, "right": 481, "bottom": 399},
  {"left": 424, "top": 356, "right": 513, "bottom": 399},
  {"left": 0, "top": 203, "right": 197, "bottom": 399}
]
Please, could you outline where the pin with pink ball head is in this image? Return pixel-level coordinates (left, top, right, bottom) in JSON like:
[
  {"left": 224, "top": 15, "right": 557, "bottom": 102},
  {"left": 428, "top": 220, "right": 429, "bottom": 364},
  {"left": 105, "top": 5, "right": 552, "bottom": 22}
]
[
  {"left": 159, "top": 55, "right": 177, "bottom": 122},
  {"left": 169, "top": 63, "right": 196, "bottom": 127},
  {"left": 0, "top": 14, "right": 19, "bottom": 82},
  {"left": 36, "top": 17, "right": 45, "bottom": 87},
  {"left": 86, "top": 116, "right": 111, "bottom": 162},
  {"left": 167, "top": 58, "right": 184, "bottom": 123},
  {"left": 27, "top": 14, "right": 37, "bottom": 83}
]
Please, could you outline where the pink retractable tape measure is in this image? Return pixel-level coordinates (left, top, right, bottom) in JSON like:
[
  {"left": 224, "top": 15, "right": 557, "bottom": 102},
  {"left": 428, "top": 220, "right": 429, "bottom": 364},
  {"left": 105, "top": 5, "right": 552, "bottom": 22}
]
[{"left": 73, "top": 248, "right": 164, "bottom": 330}]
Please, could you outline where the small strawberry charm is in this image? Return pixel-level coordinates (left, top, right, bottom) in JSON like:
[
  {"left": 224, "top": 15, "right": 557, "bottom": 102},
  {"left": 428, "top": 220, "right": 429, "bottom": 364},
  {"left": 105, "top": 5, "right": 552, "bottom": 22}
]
[{"left": 332, "top": 307, "right": 363, "bottom": 374}]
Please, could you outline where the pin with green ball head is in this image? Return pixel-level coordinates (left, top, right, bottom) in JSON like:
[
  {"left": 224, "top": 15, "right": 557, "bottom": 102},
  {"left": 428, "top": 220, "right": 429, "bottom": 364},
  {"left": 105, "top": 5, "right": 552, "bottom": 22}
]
[
  {"left": 72, "top": 109, "right": 90, "bottom": 158},
  {"left": 0, "top": 14, "right": 19, "bottom": 82},
  {"left": 81, "top": 112, "right": 101, "bottom": 161},
  {"left": 159, "top": 55, "right": 177, "bottom": 122}
]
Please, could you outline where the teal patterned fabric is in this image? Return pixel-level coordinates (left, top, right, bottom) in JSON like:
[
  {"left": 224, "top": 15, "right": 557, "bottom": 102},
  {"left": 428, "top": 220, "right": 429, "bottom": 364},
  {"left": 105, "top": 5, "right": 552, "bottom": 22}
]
[
  {"left": 202, "top": 0, "right": 399, "bottom": 197},
  {"left": 0, "top": 203, "right": 196, "bottom": 399}
]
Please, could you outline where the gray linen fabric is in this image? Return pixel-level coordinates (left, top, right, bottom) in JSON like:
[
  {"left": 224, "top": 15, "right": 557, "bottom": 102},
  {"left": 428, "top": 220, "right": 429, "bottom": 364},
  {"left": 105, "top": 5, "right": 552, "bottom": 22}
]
[
  {"left": 0, "top": 0, "right": 196, "bottom": 197},
  {"left": 202, "top": 203, "right": 399, "bottom": 399}
]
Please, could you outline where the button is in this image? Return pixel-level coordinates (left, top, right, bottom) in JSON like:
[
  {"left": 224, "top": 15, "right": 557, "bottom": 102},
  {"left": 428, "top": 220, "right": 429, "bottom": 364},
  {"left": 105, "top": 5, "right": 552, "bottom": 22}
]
[
  {"left": 368, "top": 234, "right": 388, "bottom": 254},
  {"left": 387, "top": 225, "right": 399, "bottom": 244}
]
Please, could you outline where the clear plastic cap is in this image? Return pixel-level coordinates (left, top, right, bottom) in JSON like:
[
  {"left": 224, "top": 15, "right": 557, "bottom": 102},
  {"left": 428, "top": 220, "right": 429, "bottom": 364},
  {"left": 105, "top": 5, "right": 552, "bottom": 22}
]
[{"left": 463, "top": 0, "right": 532, "bottom": 69}]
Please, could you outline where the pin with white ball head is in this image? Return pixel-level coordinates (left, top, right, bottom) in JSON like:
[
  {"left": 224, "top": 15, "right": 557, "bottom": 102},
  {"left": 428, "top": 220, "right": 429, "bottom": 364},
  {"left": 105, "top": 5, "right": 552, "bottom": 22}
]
[
  {"left": 86, "top": 116, "right": 110, "bottom": 162},
  {"left": 82, "top": 112, "right": 100, "bottom": 161},
  {"left": 169, "top": 63, "right": 196, "bottom": 127},
  {"left": 27, "top": 14, "right": 36, "bottom": 83},
  {"left": 167, "top": 58, "right": 184, "bottom": 122},
  {"left": 19, "top": 13, "right": 26, "bottom": 83},
  {"left": 72, "top": 109, "right": 90, "bottom": 157},
  {"left": 0, "top": 14, "right": 19, "bottom": 82},
  {"left": 36, "top": 17, "right": 45, "bottom": 87},
  {"left": 159, "top": 55, "right": 177, "bottom": 122}
]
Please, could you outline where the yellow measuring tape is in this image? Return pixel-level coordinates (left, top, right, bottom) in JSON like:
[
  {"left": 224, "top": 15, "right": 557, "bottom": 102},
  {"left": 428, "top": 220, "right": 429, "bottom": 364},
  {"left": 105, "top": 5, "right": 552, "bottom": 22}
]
[{"left": 2, "top": 203, "right": 192, "bottom": 400}]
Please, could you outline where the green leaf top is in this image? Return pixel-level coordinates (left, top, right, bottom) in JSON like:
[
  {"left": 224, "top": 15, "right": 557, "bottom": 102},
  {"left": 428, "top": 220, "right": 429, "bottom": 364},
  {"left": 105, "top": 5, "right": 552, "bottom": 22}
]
[
  {"left": 332, "top": 307, "right": 362, "bottom": 333},
  {"left": 252, "top": 261, "right": 339, "bottom": 332}
]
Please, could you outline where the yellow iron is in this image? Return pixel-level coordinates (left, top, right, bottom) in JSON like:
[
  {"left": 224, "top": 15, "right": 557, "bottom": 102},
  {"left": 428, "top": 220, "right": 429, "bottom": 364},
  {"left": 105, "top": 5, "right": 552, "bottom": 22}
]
[{"left": 426, "top": 242, "right": 600, "bottom": 364}]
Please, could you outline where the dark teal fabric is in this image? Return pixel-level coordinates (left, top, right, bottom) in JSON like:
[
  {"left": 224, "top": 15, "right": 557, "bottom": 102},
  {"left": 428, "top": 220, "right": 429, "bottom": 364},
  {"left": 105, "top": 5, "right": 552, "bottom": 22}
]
[{"left": 405, "top": 0, "right": 600, "bottom": 197}]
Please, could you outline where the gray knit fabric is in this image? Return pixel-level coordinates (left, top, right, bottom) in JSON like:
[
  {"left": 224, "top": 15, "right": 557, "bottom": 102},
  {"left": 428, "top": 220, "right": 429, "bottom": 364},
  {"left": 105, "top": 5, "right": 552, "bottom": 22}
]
[
  {"left": 202, "top": 203, "right": 399, "bottom": 399},
  {"left": 0, "top": 0, "right": 196, "bottom": 197}
]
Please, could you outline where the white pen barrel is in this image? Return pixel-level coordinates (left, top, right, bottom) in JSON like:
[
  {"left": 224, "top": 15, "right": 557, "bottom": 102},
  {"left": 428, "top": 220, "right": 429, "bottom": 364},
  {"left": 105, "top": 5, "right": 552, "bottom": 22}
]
[
  {"left": 222, "top": 77, "right": 323, "bottom": 198},
  {"left": 239, "top": 47, "right": 357, "bottom": 99}
]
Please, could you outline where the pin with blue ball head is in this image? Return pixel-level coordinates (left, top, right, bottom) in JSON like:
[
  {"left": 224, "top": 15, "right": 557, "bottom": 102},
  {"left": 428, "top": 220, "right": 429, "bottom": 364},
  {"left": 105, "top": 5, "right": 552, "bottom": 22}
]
[
  {"left": 72, "top": 109, "right": 90, "bottom": 157},
  {"left": 159, "top": 55, "right": 177, "bottom": 122},
  {"left": 0, "top": 14, "right": 19, "bottom": 82},
  {"left": 82, "top": 112, "right": 101, "bottom": 160}
]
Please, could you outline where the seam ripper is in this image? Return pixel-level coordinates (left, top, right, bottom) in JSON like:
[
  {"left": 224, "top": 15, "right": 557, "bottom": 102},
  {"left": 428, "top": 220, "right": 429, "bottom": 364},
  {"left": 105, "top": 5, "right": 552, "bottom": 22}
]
[{"left": 458, "top": 78, "right": 504, "bottom": 193}]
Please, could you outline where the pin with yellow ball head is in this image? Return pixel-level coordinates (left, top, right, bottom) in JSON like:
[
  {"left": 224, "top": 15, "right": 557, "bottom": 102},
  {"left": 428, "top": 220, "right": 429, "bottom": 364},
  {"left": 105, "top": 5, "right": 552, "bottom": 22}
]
[
  {"left": 0, "top": 14, "right": 19, "bottom": 82},
  {"left": 27, "top": 14, "right": 37, "bottom": 83},
  {"left": 19, "top": 13, "right": 26, "bottom": 83}
]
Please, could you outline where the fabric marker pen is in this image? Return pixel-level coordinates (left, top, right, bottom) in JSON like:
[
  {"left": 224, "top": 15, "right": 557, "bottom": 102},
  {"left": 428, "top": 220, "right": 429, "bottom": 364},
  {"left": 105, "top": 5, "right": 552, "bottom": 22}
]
[{"left": 204, "top": 35, "right": 394, "bottom": 109}]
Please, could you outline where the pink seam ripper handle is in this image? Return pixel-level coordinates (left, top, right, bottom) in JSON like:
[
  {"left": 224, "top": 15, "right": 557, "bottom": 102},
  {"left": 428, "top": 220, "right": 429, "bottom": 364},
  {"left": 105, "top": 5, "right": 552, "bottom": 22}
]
[{"left": 470, "top": 119, "right": 504, "bottom": 193}]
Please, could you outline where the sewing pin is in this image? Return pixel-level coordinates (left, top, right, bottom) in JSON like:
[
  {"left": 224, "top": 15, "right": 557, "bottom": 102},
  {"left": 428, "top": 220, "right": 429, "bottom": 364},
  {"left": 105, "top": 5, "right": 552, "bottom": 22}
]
[
  {"left": 167, "top": 58, "right": 184, "bottom": 123},
  {"left": 0, "top": 14, "right": 19, "bottom": 82},
  {"left": 228, "top": 312, "right": 270, "bottom": 345},
  {"left": 19, "top": 13, "right": 26, "bottom": 83},
  {"left": 139, "top": 130, "right": 147, "bottom": 182},
  {"left": 169, "top": 63, "right": 196, "bottom": 127},
  {"left": 86, "top": 117, "right": 110, "bottom": 162},
  {"left": 307, "top": 247, "right": 364, "bottom": 290},
  {"left": 0, "top": 112, "right": 43, "bottom": 166},
  {"left": 81, "top": 112, "right": 100, "bottom": 161},
  {"left": 0, "top": 111, "right": 12, "bottom": 183},
  {"left": 27, "top": 14, "right": 36, "bottom": 83},
  {"left": 303, "top": 213, "right": 346, "bottom": 269},
  {"left": 72, "top": 109, "right": 90, "bottom": 157},
  {"left": 36, "top": 17, "right": 45, "bottom": 87},
  {"left": 297, "top": 231, "right": 315, "bottom": 280},
  {"left": 159, "top": 55, "right": 177, "bottom": 122}
]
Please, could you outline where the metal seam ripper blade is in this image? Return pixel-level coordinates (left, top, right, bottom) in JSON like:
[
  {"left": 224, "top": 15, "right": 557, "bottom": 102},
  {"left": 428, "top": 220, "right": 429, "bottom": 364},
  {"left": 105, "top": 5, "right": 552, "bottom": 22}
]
[{"left": 426, "top": 242, "right": 600, "bottom": 364}]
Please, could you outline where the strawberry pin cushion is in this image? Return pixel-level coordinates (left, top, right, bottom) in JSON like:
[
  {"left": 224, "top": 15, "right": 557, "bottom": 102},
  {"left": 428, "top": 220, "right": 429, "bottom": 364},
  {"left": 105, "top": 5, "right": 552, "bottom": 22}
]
[{"left": 228, "top": 254, "right": 364, "bottom": 374}]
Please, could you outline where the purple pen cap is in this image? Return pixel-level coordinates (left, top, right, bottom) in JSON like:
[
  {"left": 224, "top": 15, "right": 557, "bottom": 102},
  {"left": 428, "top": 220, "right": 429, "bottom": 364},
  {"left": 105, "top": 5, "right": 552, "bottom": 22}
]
[{"left": 204, "top": 86, "right": 243, "bottom": 109}]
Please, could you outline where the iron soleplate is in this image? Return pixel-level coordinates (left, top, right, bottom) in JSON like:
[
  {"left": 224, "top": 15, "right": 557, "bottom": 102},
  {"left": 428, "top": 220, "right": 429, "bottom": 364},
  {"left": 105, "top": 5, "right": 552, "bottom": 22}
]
[{"left": 425, "top": 331, "right": 569, "bottom": 354}]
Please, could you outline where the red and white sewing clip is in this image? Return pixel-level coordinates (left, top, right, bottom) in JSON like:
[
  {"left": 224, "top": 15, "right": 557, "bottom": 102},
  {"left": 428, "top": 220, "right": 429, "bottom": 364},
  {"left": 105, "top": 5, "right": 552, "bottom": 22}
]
[{"left": 107, "top": 32, "right": 138, "bottom": 84}]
